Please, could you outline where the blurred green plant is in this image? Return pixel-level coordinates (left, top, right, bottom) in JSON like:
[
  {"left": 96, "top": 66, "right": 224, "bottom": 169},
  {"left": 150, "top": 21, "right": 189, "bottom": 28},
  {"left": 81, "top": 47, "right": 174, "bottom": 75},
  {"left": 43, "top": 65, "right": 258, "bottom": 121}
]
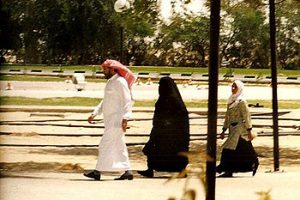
[
  {"left": 166, "top": 151, "right": 274, "bottom": 200},
  {"left": 166, "top": 151, "right": 211, "bottom": 200},
  {"left": 256, "top": 189, "right": 272, "bottom": 200},
  {"left": 256, "top": 73, "right": 264, "bottom": 82},
  {"left": 224, "top": 67, "right": 234, "bottom": 77}
]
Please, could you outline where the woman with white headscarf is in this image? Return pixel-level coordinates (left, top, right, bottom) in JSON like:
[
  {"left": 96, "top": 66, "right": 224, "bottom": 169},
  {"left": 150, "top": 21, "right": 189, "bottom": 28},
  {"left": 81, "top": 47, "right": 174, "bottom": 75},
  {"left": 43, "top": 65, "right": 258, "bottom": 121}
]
[{"left": 216, "top": 80, "right": 259, "bottom": 177}]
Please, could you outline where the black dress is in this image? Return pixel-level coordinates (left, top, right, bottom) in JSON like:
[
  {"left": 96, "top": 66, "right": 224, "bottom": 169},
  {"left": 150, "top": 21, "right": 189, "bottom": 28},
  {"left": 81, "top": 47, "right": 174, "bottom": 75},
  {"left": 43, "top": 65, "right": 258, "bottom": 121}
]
[
  {"left": 142, "top": 77, "right": 190, "bottom": 172},
  {"left": 216, "top": 137, "right": 259, "bottom": 174}
]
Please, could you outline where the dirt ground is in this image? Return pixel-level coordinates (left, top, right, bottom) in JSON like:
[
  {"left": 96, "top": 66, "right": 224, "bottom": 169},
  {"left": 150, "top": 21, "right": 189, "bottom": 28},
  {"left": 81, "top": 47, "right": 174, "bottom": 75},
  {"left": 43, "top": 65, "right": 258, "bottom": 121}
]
[
  {"left": 1, "top": 80, "right": 300, "bottom": 200},
  {"left": 0, "top": 108, "right": 299, "bottom": 171},
  {"left": 1, "top": 109, "right": 300, "bottom": 200}
]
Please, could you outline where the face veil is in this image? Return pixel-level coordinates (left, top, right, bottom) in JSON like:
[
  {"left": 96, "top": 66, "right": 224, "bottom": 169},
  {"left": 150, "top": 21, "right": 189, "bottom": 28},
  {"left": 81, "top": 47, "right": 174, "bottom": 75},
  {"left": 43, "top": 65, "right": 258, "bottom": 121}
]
[
  {"left": 157, "top": 76, "right": 187, "bottom": 113},
  {"left": 147, "top": 76, "right": 190, "bottom": 172}
]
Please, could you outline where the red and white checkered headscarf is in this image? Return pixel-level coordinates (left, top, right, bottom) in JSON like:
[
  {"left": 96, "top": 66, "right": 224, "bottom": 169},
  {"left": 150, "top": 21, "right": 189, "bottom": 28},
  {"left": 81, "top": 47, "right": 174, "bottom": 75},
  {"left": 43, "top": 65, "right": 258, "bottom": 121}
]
[{"left": 101, "top": 59, "right": 136, "bottom": 89}]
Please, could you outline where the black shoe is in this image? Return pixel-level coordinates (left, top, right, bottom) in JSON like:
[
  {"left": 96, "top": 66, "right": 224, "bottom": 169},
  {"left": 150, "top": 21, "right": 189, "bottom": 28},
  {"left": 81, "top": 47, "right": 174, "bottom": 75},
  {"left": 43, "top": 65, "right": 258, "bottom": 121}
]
[
  {"left": 114, "top": 171, "right": 133, "bottom": 180},
  {"left": 216, "top": 166, "right": 222, "bottom": 174},
  {"left": 137, "top": 169, "right": 154, "bottom": 178},
  {"left": 252, "top": 160, "right": 259, "bottom": 176},
  {"left": 218, "top": 172, "right": 233, "bottom": 178},
  {"left": 84, "top": 170, "right": 101, "bottom": 181}
]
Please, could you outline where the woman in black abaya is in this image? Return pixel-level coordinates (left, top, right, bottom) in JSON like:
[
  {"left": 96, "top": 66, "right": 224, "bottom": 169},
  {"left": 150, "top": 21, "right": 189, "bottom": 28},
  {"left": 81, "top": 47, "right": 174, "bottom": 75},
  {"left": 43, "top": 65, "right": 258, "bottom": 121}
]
[{"left": 138, "top": 77, "right": 190, "bottom": 177}]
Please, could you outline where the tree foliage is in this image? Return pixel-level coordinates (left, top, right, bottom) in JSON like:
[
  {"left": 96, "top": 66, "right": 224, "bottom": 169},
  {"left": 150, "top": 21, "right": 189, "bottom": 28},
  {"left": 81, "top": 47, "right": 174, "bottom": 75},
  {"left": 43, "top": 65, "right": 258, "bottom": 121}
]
[
  {"left": 0, "top": 0, "right": 299, "bottom": 69},
  {"left": 220, "top": 0, "right": 269, "bottom": 68},
  {"left": 158, "top": 13, "right": 210, "bottom": 67},
  {"left": 276, "top": 0, "right": 300, "bottom": 69}
]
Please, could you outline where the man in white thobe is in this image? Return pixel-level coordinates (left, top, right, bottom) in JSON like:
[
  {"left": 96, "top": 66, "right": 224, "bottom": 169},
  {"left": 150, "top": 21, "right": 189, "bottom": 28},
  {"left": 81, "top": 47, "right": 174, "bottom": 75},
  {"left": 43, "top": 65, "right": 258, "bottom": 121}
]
[{"left": 84, "top": 59, "right": 135, "bottom": 181}]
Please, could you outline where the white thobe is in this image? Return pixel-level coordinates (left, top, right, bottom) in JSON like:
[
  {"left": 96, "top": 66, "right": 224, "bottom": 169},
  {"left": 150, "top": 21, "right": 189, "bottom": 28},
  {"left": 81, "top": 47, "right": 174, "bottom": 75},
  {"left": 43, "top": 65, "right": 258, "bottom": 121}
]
[{"left": 92, "top": 74, "right": 132, "bottom": 172}]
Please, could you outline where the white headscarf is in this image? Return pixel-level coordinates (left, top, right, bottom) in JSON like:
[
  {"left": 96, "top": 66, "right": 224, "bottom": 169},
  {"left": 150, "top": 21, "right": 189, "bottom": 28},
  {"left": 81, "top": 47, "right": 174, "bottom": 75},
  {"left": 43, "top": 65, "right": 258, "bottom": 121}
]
[{"left": 227, "top": 80, "right": 245, "bottom": 109}]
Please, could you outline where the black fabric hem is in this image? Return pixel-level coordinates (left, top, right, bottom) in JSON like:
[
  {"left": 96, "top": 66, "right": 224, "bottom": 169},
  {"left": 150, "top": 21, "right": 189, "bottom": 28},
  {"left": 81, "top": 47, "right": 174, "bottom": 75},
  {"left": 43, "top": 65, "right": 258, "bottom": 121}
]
[{"left": 217, "top": 137, "right": 258, "bottom": 173}]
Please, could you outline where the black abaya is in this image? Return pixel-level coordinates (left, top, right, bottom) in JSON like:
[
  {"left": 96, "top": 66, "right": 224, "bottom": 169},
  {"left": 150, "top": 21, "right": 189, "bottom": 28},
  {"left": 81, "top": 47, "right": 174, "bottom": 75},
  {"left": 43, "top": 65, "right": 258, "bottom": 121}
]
[{"left": 142, "top": 77, "right": 190, "bottom": 172}]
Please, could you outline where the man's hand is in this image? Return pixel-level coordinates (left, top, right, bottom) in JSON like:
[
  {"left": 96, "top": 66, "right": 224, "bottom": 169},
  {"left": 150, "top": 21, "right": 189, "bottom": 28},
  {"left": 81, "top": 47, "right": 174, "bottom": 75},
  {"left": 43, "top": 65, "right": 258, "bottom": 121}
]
[
  {"left": 88, "top": 114, "right": 95, "bottom": 124},
  {"left": 122, "top": 119, "right": 128, "bottom": 132}
]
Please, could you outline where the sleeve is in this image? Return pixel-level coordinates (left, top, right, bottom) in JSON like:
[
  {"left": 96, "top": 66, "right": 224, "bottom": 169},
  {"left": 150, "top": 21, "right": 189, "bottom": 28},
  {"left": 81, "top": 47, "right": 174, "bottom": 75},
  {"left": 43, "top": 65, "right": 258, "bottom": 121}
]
[
  {"left": 180, "top": 113, "right": 190, "bottom": 151},
  {"left": 240, "top": 101, "right": 252, "bottom": 130},
  {"left": 92, "top": 100, "right": 103, "bottom": 116},
  {"left": 223, "top": 106, "right": 229, "bottom": 130},
  {"left": 118, "top": 78, "right": 132, "bottom": 120},
  {"left": 142, "top": 128, "right": 155, "bottom": 155}
]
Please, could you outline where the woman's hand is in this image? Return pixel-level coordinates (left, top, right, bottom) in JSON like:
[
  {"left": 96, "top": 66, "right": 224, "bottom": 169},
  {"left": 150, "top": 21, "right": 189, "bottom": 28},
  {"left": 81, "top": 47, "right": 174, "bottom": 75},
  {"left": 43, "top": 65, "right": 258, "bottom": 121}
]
[
  {"left": 220, "top": 131, "right": 225, "bottom": 139},
  {"left": 247, "top": 130, "right": 254, "bottom": 141}
]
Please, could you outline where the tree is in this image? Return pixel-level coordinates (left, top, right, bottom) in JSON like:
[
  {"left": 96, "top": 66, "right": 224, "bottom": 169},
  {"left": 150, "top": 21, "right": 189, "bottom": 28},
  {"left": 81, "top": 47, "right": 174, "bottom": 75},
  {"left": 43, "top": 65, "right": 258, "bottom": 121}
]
[
  {"left": 0, "top": 0, "right": 16, "bottom": 65},
  {"left": 220, "top": 0, "right": 269, "bottom": 68},
  {"left": 1, "top": 0, "right": 299, "bottom": 68},
  {"left": 112, "top": 0, "right": 160, "bottom": 65},
  {"left": 2, "top": 0, "right": 129, "bottom": 65},
  {"left": 276, "top": 0, "right": 300, "bottom": 70},
  {"left": 158, "top": 13, "right": 210, "bottom": 67}
]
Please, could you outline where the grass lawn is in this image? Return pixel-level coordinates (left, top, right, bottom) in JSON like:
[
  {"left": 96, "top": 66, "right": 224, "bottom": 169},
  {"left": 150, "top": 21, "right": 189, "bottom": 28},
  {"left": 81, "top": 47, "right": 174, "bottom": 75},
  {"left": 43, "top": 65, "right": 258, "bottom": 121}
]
[
  {"left": 1, "top": 65, "right": 300, "bottom": 77},
  {"left": 0, "top": 75, "right": 107, "bottom": 82},
  {"left": 1, "top": 65, "right": 299, "bottom": 109},
  {"left": 1, "top": 97, "right": 299, "bottom": 109}
]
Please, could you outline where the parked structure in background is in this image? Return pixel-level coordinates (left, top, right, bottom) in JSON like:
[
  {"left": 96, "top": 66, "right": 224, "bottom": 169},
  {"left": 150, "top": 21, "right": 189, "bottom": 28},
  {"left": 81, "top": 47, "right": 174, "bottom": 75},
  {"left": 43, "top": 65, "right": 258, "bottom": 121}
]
[
  {"left": 5, "top": 82, "right": 13, "bottom": 90},
  {"left": 72, "top": 73, "right": 86, "bottom": 91}
]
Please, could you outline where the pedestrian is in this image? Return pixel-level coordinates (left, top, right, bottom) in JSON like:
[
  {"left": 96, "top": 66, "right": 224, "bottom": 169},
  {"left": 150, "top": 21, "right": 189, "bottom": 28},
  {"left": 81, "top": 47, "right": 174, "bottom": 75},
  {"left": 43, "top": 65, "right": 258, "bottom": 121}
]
[
  {"left": 217, "top": 80, "right": 259, "bottom": 177},
  {"left": 138, "top": 77, "right": 190, "bottom": 178},
  {"left": 84, "top": 59, "right": 136, "bottom": 181}
]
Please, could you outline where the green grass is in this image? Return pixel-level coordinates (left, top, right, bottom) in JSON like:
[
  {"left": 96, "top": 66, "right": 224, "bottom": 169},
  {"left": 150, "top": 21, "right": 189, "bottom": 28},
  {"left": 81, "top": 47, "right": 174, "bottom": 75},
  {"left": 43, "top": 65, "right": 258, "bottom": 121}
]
[
  {"left": 1, "top": 65, "right": 299, "bottom": 108},
  {"left": 0, "top": 75, "right": 65, "bottom": 82},
  {"left": 0, "top": 75, "right": 107, "bottom": 82},
  {"left": 1, "top": 65, "right": 300, "bottom": 77},
  {"left": 0, "top": 97, "right": 100, "bottom": 106},
  {"left": 1, "top": 97, "right": 299, "bottom": 109}
]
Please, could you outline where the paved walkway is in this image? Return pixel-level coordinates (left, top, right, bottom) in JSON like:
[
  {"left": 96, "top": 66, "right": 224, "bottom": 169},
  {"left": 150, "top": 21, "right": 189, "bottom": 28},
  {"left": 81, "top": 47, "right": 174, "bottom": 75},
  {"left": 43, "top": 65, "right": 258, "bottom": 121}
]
[
  {"left": 1, "top": 170, "right": 300, "bottom": 200},
  {"left": 1, "top": 81, "right": 300, "bottom": 100}
]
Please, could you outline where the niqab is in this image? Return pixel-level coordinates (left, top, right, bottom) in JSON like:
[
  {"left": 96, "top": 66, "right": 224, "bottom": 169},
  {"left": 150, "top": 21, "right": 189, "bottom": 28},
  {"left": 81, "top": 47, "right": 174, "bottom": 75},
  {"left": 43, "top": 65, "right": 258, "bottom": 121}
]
[
  {"left": 156, "top": 76, "right": 187, "bottom": 113},
  {"left": 143, "top": 77, "right": 189, "bottom": 172}
]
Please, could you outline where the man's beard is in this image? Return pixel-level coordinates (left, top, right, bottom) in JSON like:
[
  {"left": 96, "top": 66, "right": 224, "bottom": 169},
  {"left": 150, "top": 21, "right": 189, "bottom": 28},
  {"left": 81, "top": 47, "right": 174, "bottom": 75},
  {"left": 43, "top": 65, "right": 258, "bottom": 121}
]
[{"left": 104, "top": 73, "right": 113, "bottom": 79}]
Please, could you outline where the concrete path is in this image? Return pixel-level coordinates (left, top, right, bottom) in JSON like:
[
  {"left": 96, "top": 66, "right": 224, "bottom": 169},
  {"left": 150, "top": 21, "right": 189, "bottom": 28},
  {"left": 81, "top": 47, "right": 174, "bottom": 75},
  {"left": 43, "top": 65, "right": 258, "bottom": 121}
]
[
  {"left": 1, "top": 81, "right": 300, "bottom": 100},
  {"left": 1, "top": 170, "right": 300, "bottom": 200}
]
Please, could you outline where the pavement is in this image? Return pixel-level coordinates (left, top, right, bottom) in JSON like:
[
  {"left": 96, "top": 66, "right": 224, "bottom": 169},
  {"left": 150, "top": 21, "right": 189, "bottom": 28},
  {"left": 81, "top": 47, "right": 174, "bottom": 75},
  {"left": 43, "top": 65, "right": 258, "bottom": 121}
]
[
  {"left": 1, "top": 80, "right": 300, "bottom": 200},
  {"left": 1, "top": 170, "right": 300, "bottom": 200},
  {"left": 1, "top": 80, "right": 300, "bottom": 100}
]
